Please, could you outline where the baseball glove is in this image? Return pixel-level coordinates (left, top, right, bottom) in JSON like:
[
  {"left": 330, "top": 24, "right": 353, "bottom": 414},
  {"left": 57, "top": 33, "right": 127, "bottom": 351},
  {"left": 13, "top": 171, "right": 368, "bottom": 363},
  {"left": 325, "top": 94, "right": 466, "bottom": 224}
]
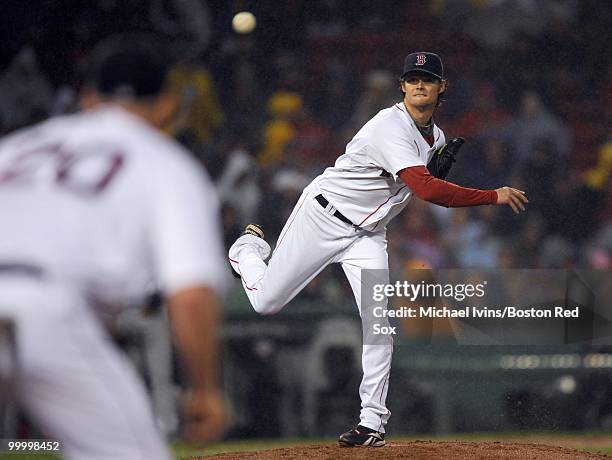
[{"left": 427, "top": 137, "right": 465, "bottom": 179}]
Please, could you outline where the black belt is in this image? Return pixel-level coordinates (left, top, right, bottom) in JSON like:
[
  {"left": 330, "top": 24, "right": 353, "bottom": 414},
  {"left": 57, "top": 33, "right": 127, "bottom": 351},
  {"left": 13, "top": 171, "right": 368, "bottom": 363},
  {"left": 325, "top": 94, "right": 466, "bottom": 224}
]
[
  {"left": 0, "top": 263, "right": 44, "bottom": 278},
  {"left": 315, "top": 194, "right": 359, "bottom": 228}
]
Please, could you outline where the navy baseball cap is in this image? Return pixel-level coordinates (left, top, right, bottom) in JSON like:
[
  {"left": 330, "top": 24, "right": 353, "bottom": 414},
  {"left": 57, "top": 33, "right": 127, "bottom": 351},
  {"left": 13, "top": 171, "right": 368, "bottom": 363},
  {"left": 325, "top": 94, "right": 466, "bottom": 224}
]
[
  {"left": 401, "top": 52, "right": 444, "bottom": 80},
  {"left": 86, "top": 35, "right": 172, "bottom": 98}
]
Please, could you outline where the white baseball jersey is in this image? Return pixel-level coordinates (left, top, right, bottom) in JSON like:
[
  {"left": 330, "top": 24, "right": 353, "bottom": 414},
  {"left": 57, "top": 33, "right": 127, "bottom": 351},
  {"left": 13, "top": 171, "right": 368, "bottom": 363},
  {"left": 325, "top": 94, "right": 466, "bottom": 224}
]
[
  {"left": 0, "top": 105, "right": 226, "bottom": 309},
  {"left": 0, "top": 106, "right": 226, "bottom": 460},
  {"left": 313, "top": 102, "right": 445, "bottom": 231},
  {"left": 229, "top": 102, "right": 448, "bottom": 434}
]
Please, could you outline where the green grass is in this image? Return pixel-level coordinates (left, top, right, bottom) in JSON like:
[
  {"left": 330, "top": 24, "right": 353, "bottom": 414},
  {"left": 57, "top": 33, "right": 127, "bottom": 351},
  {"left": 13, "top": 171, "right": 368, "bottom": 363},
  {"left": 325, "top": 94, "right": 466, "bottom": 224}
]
[{"left": 0, "top": 455, "right": 59, "bottom": 460}]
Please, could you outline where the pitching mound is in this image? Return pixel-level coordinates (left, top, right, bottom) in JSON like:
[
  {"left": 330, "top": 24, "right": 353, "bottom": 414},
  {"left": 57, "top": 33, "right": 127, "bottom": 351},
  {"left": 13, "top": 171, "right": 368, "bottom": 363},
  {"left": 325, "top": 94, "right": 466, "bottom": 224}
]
[{"left": 202, "top": 441, "right": 609, "bottom": 459}]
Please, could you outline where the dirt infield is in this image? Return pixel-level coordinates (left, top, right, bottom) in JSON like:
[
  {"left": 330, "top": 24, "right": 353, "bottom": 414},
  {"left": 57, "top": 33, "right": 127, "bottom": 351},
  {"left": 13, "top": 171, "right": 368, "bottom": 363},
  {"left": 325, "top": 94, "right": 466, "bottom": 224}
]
[{"left": 198, "top": 441, "right": 610, "bottom": 459}]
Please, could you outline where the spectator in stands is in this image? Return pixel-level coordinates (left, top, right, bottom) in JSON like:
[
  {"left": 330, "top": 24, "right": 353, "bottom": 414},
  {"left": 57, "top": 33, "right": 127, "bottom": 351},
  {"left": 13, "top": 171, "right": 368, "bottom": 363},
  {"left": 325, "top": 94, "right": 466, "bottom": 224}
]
[
  {"left": 398, "top": 200, "right": 447, "bottom": 269},
  {"left": 449, "top": 82, "right": 510, "bottom": 141},
  {"left": 316, "top": 59, "right": 355, "bottom": 136},
  {"left": 351, "top": 70, "right": 398, "bottom": 131},
  {"left": 513, "top": 213, "right": 547, "bottom": 267},
  {"left": 257, "top": 91, "right": 303, "bottom": 168},
  {"left": 476, "top": 139, "right": 511, "bottom": 190},
  {"left": 284, "top": 106, "right": 337, "bottom": 176},
  {"left": 538, "top": 235, "right": 575, "bottom": 268},
  {"left": 0, "top": 46, "right": 54, "bottom": 133},
  {"left": 501, "top": 90, "right": 571, "bottom": 164},
  {"left": 216, "top": 146, "right": 262, "bottom": 227},
  {"left": 581, "top": 220, "right": 611, "bottom": 269},
  {"left": 149, "top": 0, "right": 212, "bottom": 59},
  {"left": 443, "top": 209, "right": 499, "bottom": 269},
  {"left": 165, "top": 58, "right": 224, "bottom": 149},
  {"left": 258, "top": 169, "right": 311, "bottom": 238}
]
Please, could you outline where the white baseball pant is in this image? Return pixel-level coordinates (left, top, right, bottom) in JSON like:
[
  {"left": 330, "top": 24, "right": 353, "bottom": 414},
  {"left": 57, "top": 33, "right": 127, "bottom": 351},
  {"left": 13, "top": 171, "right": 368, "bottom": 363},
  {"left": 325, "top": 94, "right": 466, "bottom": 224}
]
[
  {"left": 0, "top": 278, "right": 172, "bottom": 460},
  {"left": 229, "top": 185, "right": 393, "bottom": 432}
]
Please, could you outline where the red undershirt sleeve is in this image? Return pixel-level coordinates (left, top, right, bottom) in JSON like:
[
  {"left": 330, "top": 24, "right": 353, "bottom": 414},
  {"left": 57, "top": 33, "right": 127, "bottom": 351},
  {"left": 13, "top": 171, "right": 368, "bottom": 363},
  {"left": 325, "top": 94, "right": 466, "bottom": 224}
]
[{"left": 399, "top": 166, "right": 498, "bottom": 208}]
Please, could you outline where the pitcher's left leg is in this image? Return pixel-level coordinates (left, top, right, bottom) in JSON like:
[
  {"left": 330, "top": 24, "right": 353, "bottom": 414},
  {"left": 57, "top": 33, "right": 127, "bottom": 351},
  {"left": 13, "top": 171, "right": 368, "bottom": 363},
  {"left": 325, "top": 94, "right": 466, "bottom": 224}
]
[{"left": 339, "top": 231, "right": 392, "bottom": 434}]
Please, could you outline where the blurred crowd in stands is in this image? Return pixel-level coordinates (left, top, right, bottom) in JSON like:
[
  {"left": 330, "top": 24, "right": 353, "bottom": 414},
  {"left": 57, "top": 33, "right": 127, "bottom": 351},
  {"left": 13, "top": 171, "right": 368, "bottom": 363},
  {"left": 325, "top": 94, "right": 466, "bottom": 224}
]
[{"left": 1, "top": 0, "right": 610, "bottom": 306}]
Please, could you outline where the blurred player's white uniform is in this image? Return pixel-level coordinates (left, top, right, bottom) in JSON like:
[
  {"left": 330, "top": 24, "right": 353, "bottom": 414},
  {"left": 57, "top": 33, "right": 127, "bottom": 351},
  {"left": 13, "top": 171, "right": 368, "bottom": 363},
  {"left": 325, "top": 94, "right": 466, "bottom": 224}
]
[{"left": 0, "top": 106, "right": 226, "bottom": 460}]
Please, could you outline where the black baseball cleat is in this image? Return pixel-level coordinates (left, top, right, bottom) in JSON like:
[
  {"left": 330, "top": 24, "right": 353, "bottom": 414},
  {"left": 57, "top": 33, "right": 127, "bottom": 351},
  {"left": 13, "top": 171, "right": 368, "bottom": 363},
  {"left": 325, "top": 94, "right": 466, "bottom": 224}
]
[
  {"left": 230, "top": 224, "right": 265, "bottom": 279},
  {"left": 338, "top": 425, "right": 385, "bottom": 447}
]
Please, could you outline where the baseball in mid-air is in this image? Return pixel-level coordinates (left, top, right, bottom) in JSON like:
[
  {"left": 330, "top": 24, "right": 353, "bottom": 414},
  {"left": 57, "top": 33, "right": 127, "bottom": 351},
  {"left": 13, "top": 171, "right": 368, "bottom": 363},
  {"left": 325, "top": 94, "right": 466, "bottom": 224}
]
[{"left": 232, "top": 12, "right": 256, "bottom": 34}]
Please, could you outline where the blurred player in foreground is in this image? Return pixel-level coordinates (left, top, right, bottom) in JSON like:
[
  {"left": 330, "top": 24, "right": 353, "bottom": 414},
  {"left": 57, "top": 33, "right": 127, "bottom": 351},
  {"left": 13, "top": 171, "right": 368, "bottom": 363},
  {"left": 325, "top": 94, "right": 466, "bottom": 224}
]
[
  {"left": 0, "top": 36, "right": 227, "bottom": 459},
  {"left": 229, "top": 52, "right": 527, "bottom": 447}
]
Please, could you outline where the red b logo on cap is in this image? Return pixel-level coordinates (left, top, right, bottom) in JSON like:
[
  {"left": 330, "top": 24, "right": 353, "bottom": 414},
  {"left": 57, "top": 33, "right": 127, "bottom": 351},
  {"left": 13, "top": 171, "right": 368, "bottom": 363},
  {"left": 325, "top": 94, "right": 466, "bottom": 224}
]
[{"left": 416, "top": 54, "right": 426, "bottom": 65}]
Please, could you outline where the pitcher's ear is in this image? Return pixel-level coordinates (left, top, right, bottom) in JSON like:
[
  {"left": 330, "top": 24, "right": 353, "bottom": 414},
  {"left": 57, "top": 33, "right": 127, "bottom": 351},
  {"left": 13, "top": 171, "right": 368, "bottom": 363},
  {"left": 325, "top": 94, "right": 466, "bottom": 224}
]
[{"left": 439, "top": 79, "right": 448, "bottom": 94}]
